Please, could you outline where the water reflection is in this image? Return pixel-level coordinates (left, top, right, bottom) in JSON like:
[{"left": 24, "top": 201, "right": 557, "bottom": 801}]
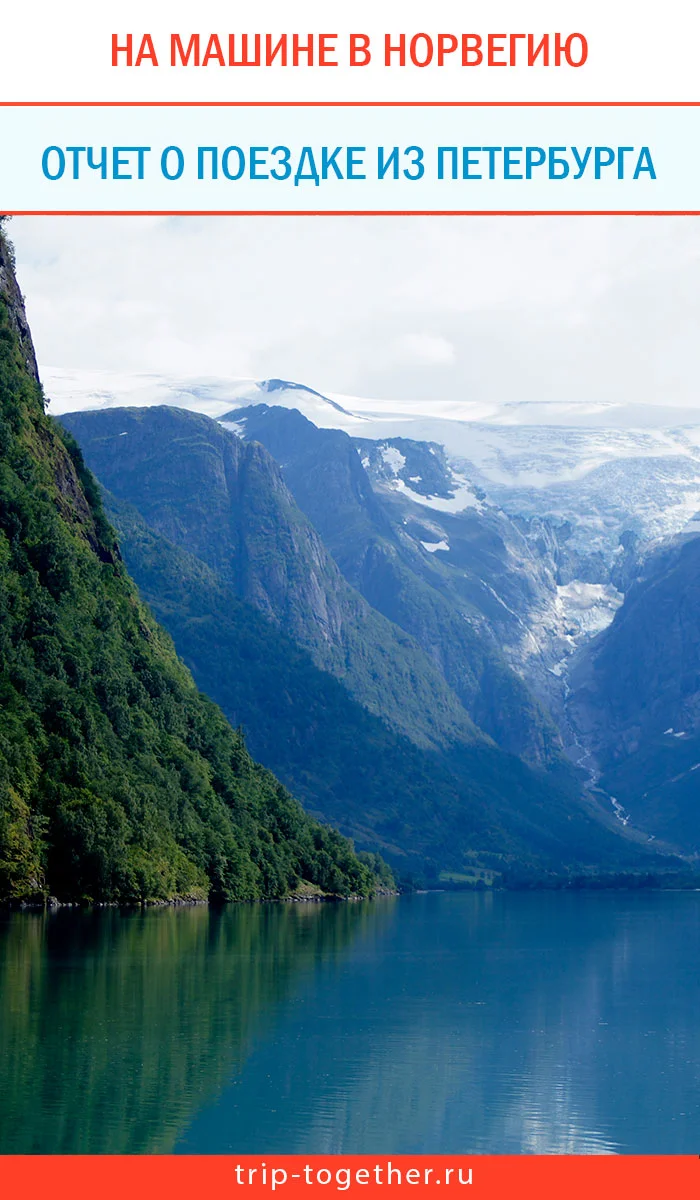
[
  {"left": 2, "top": 893, "right": 699, "bottom": 1155},
  {"left": 0, "top": 900, "right": 390, "bottom": 1152},
  {"left": 176, "top": 892, "right": 700, "bottom": 1155}
]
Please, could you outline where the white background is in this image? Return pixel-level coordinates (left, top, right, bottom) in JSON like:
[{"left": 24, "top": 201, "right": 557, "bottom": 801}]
[{"left": 1, "top": 0, "right": 699, "bottom": 102}]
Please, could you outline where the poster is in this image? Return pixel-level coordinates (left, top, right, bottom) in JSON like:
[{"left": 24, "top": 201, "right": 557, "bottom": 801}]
[{"left": 1, "top": 3, "right": 699, "bottom": 1194}]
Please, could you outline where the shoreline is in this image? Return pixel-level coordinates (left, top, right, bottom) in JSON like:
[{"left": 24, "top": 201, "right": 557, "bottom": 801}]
[
  {"left": 7, "top": 880, "right": 700, "bottom": 913},
  {"left": 3, "top": 887, "right": 401, "bottom": 912}
]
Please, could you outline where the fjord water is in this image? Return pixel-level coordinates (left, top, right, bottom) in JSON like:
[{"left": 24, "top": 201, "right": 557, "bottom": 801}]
[{"left": 1, "top": 893, "right": 699, "bottom": 1154}]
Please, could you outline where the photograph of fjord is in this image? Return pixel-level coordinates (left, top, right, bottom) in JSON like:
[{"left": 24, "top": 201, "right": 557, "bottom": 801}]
[{"left": 2, "top": 215, "right": 700, "bottom": 1155}]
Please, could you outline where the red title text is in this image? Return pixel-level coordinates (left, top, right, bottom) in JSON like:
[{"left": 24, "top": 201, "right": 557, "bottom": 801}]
[{"left": 111, "top": 32, "right": 589, "bottom": 69}]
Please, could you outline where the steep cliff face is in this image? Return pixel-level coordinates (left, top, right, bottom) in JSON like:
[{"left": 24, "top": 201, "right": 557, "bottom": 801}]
[
  {"left": 568, "top": 533, "right": 700, "bottom": 849},
  {"left": 61, "top": 405, "right": 482, "bottom": 753},
  {"left": 0, "top": 237, "right": 39, "bottom": 382},
  {"left": 0, "top": 229, "right": 380, "bottom": 904},
  {"left": 222, "top": 404, "right": 563, "bottom": 769}
]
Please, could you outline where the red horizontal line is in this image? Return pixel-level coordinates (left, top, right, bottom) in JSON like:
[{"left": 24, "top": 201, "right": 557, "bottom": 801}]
[
  {"left": 6, "top": 211, "right": 700, "bottom": 218},
  {"left": 0, "top": 100, "right": 698, "bottom": 108}
]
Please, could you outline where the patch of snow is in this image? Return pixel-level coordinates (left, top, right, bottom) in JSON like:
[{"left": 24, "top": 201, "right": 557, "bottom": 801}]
[
  {"left": 219, "top": 420, "right": 247, "bottom": 437},
  {"left": 420, "top": 539, "right": 450, "bottom": 554},
  {"left": 380, "top": 445, "right": 406, "bottom": 474},
  {"left": 393, "top": 475, "right": 484, "bottom": 514}
]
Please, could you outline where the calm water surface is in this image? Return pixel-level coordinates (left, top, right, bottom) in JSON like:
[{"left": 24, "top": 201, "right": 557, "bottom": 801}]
[{"left": 1, "top": 892, "right": 699, "bottom": 1154}]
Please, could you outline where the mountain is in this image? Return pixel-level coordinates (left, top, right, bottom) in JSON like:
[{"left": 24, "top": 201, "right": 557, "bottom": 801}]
[
  {"left": 92, "top": 495, "right": 639, "bottom": 879},
  {"left": 60, "top": 404, "right": 480, "bottom": 754},
  {"left": 0, "top": 228, "right": 381, "bottom": 905},
  {"left": 44, "top": 368, "right": 700, "bottom": 683},
  {"left": 37, "top": 357, "right": 700, "bottom": 869},
  {"left": 223, "top": 403, "right": 562, "bottom": 767},
  {"left": 101, "top": 495, "right": 495, "bottom": 871},
  {"left": 568, "top": 532, "right": 700, "bottom": 852},
  {"left": 212, "top": 382, "right": 700, "bottom": 769},
  {"left": 61, "top": 404, "right": 672, "bottom": 879}
]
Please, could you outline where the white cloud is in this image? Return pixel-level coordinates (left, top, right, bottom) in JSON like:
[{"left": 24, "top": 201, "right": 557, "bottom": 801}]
[
  {"left": 384, "top": 332, "right": 457, "bottom": 367},
  {"left": 8, "top": 214, "right": 700, "bottom": 411}
]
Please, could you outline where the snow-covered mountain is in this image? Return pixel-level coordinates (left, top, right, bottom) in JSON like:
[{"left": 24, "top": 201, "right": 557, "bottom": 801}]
[
  {"left": 217, "top": 380, "right": 700, "bottom": 654},
  {"left": 45, "top": 366, "right": 700, "bottom": 664},
  {"left": 221, "top": 381, "right": 700, "bottom": 554},
  {"left": 45, "top": 370, "right": 700, "bottom": 540}
]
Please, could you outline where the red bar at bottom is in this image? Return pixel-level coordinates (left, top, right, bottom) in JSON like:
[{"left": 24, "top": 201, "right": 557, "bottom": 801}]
[{"left": 0, "top": 1155, "right": 697, "bottom": 1200}]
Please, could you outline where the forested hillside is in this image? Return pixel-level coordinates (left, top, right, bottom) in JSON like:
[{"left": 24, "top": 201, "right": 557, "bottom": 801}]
[{"left": 0, "top": 228, "right": 380, "bottom": 904}]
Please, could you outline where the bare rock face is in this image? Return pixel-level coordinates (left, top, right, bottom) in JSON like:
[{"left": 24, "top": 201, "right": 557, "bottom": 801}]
[
  {"left": 0, "top": 231, "right": 117, "bottom": 562},
  {"left": 0, "top": 233, "right": 39, "bottom": 383},
  {"left": 60, "top": 404, "right": 481, "bottom": 753}
]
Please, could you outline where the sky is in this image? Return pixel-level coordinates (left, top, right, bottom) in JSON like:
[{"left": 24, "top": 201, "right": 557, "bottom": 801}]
[{"left": 9, "top": 215, "right": 700, "bottom": 412}]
